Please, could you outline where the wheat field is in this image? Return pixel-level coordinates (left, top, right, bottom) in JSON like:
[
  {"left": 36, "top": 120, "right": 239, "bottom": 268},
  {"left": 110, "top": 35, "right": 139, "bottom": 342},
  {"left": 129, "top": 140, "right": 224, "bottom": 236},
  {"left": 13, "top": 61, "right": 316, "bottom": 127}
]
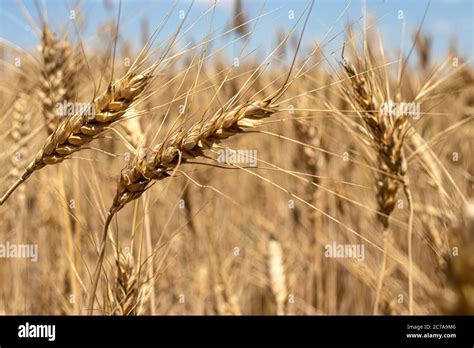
[{"left": 0, "top": 0, "right": 472, "bottom": 316}]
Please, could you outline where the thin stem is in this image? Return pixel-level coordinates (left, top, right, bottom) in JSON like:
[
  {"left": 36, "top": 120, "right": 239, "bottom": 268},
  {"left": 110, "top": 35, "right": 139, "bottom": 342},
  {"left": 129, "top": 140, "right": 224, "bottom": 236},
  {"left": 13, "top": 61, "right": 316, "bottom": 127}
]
[
  {"left": 403, "top": 181, "right": 414, "bottom": 315},
  {"left": 373, "top": 228, "right": 390, "bottom": 314},
  {"left": 0, "top": 176, "right": 26, "bottom": 205},
  {"left": 87, "top": 212, "right": 114, "bottom": 315}
]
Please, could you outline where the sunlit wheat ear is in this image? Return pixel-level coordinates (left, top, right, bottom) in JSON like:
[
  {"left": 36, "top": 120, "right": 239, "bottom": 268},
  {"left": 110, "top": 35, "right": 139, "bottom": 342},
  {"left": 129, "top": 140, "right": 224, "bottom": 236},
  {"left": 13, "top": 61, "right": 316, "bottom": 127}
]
[
  {"left": 341, "top": 59, "right": 408, "bottom": 228},
  {"left": 108, "top": 94, "right": 281, "bottom": 216},
  {"left": 111, "top": 248, "right": 150, "bottom": 316},
  {"left": 38, "top": 25, "right": 67, "bottom": 134},
  {"left": 339, "top": 43, "right": 413, "bottom": 314},
  {"left": 0, "top": 65, "right": 153, "bottom": 205},
  {"left": 86, "top": 91, "right": 281, "bottom": 315},
  {"left": 266, "top": 234, "right": 287, "bottom": 315},
  {"left": 106, "top": 0, "right": 316, "bottom": 217}
]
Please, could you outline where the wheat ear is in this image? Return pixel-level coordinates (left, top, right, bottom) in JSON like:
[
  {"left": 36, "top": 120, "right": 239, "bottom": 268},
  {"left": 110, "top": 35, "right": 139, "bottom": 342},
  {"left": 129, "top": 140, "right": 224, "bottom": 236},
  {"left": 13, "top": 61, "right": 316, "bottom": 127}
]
[
  {"left": 109, "top": 94, "right": 280, "bottom": 215},
  {"left": 340, "top": 47, "right": 411, "bottom": 314},
  {"left": 111, "top": 248, "right": 151, "bottom": 315},
  {"left": 38, "top": 25, "right": 67, "bottom": 134},
  {"left": 0, "top": 66, "right": 153, "bottom": 205},
  {"left": 86, "top": 91, "right": 282, "bottom": 314}
]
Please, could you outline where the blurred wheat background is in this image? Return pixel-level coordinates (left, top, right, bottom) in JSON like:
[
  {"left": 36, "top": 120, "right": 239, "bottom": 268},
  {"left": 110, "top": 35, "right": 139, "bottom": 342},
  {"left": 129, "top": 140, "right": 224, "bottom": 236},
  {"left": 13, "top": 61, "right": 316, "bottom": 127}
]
[{"left": 0, "top": 0, "right": 472, "bottom": 315}]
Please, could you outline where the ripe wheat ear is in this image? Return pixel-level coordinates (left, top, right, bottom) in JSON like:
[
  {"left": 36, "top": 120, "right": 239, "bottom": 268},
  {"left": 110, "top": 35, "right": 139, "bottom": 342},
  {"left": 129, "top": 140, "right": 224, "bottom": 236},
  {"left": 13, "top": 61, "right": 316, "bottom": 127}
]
[{"left": 0, "top": 64, "right": 154, "bottom": 206}]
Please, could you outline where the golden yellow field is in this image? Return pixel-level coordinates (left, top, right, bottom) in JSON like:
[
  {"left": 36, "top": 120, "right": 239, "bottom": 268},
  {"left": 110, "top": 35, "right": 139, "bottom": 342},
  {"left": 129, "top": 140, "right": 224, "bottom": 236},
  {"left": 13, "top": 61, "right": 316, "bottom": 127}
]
[{"left": 0, "top": 0, "right": 472, "bottom": 316}]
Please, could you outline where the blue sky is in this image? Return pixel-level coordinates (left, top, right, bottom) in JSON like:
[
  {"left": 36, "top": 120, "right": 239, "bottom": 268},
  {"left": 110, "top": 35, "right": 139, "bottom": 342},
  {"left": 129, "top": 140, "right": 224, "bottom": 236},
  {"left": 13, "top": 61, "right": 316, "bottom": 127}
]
[{"left": 0, "top": 0, "right": 472, "bottom": 65}]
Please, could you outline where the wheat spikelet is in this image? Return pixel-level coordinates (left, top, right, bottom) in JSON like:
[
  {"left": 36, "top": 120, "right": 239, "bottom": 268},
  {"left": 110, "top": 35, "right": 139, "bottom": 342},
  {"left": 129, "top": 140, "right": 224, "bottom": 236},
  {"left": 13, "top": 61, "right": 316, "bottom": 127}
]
[
  {"left": 293, "top": 117, "right": 322, "bottom": 223},
  {"left": 104, "top": 0, "right": 313, "bottom": 215},
  {"left": 293, "top": 119, "right": 320, "bottom": 188}
]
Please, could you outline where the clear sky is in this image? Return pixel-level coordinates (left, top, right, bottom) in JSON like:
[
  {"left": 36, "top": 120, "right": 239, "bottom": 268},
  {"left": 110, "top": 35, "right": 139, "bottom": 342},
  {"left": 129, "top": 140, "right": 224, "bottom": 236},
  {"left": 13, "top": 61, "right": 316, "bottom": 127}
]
[{"left": 0, "top": 0, "right": 472, "bottom": 65}]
